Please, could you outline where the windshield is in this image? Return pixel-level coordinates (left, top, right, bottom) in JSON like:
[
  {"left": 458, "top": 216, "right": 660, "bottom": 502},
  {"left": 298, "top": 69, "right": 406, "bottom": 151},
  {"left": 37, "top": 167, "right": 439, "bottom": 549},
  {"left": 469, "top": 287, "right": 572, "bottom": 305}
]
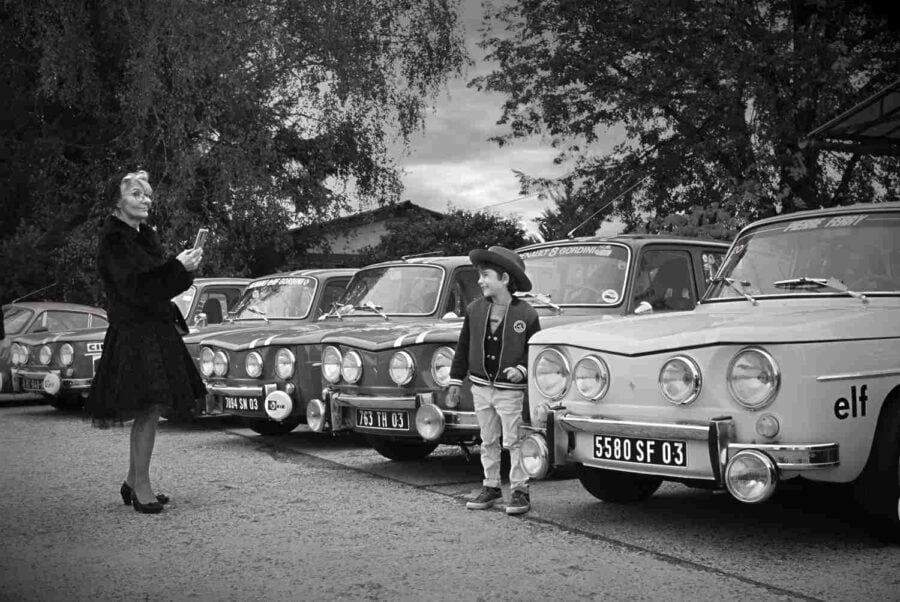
[
  {"left": 707, "top": 211, "right": 900, "bottom": 299},
  {"left": 3, "top": 306, "right": 34, "bottom": 335},
  {"left": 519, "top": 243, "right": 631, "bottom": 305},
  {"left": 338, "top": 265, "right": 444, "bottom": 315},
  {"left": 230, "top": 276, "right": 318, "bottom": 320},
  {"left": 171, "top": 286, "right": 197, "bottom": 319}
]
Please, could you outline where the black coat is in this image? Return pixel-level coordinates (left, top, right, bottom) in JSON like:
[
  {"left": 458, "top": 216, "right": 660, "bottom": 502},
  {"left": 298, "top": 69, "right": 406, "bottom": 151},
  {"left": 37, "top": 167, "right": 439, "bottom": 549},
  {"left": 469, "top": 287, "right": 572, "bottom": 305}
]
[{"left": 87, "top": 215, "right": 205, "bottom": 425}]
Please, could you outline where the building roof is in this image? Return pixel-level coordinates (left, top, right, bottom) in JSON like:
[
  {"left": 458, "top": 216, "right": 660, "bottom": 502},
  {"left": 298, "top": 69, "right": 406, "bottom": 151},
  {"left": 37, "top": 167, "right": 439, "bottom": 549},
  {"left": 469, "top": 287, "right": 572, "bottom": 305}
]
[{"left": 805, "top": 78, "right": 900, "bottom": 156}]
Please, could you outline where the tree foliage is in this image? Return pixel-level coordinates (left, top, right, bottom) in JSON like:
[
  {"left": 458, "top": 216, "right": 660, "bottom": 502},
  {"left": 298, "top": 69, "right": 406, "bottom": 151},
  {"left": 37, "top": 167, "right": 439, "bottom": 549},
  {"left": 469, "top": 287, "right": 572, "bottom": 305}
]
[
  {"left": 0, "top": 0, "right": 467, "bottom": 304},
  {"left": 476, "top": 0, "right": 900, "bottom": 240},
  {"left": 363, "top": 207, "right": 532, "bottom": 263}
]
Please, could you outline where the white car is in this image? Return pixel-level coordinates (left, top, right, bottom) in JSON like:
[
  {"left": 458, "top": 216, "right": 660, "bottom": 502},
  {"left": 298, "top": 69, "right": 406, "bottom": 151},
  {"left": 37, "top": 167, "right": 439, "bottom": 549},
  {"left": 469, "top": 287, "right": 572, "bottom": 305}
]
[{"left": 520, "top": 202, "right": 900, "bottom": 538}]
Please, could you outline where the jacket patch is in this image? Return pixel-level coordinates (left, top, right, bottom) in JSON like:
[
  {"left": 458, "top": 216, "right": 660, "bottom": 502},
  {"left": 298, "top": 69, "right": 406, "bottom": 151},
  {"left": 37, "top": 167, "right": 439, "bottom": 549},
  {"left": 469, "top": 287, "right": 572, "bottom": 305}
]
[{"left": 513, "top": 319, "right": 526, "bottom": 333}]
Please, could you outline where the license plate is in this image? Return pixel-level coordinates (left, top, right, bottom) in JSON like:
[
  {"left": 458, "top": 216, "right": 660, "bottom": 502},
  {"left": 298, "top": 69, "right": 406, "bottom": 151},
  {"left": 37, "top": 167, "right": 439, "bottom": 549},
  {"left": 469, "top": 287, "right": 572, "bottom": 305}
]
[
  {"left": 356, "top": 409, "right": 409, "bottom": 431},
  {"left": 593, "top": 435, "right": 687, "bottom": 467},
  {"left": 23, "top": 377, "right": 44, "bottom": 391},
  {"left": 224, "top": 396, "right": 261, "bottom": 412}
]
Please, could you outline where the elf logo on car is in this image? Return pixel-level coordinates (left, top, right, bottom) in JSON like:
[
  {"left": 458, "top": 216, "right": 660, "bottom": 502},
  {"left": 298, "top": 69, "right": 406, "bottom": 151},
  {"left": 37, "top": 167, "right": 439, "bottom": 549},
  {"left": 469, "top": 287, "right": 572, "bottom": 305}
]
[{"left": 834, "top": 384, "right": 867, "bottom": 420}]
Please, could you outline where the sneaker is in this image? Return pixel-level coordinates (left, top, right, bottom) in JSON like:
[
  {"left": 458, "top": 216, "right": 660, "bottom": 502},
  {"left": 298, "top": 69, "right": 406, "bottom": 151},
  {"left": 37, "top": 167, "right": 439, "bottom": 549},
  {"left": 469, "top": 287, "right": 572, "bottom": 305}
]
[
  {"left": 506, "top": 490, "right": 530, "bottom": 515},
  {"left": 466, "top": 486, "right": 502, "bottom": 510}
]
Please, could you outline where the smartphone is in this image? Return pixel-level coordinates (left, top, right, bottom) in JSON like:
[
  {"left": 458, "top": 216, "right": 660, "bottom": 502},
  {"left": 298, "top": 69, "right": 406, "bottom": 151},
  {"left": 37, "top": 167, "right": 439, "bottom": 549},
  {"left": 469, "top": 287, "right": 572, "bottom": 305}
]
[{"left": 193, "top": 228, "right": 210, "bottom": 250}]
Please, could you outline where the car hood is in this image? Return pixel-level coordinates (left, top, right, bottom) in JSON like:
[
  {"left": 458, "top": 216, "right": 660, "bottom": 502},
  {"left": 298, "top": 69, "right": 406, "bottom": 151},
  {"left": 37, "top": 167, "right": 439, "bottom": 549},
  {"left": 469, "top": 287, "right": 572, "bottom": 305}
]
[
  {"left": 12, "top": 326, "right": 108, "bottom": 346},
  {"left": 195, "top": 317, "right": 388, "bottom": 350},
  {"left": 531, "top": 297, "right": 900, "bottom": 356},
  {"left": 324, "top": 310, "right": 621, "bottom": 351}
]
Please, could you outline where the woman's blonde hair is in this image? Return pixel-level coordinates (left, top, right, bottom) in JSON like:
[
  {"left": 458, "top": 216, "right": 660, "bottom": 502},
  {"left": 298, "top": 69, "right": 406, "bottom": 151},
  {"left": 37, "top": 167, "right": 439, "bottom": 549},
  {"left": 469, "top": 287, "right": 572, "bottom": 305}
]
[{"left": 120, "top": 170, "right": 152, "bottom": 197}]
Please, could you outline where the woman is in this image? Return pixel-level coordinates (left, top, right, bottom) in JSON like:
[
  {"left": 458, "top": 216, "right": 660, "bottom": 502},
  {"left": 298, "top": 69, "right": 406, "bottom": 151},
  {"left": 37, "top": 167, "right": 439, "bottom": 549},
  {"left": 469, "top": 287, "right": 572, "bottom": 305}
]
[{"left": 87, "top": 170, "right": 205, "bottom": 514}]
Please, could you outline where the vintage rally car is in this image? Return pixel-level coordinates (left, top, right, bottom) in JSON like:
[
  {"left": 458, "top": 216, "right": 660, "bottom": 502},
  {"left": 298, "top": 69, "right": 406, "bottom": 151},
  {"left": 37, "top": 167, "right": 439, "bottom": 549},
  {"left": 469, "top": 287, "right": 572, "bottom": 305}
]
[
  {"left": 518, "top": 202, "right": 900, "bottom": 536},
  {"left": 191, "top": 268, "right": 364, "bottom": 432},
  {"left": 2, "top": 301, "right": 108, "bottom": 394},
  {"left": 311, "top": 235, "right": 729, "bottom": 461},
  {"left": 8, "top": 278, "right": 248, "bottom": 409}
]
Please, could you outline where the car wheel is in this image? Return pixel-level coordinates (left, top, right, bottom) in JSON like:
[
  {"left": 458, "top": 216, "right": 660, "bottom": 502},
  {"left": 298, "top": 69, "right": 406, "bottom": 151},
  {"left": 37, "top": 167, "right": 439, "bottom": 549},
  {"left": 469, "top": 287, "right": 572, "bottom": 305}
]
[
  {"left": 853, "top": 402, "right": 900, "bottom": 540},
  {"left": 245, "top": 417, "right": 302, "bottom": 435},
  {"left": 577, "top": 464, "right": 662, "bottom": 503},
  {"left": 366, "top": 436, "right": 439, "bottom": 461}
]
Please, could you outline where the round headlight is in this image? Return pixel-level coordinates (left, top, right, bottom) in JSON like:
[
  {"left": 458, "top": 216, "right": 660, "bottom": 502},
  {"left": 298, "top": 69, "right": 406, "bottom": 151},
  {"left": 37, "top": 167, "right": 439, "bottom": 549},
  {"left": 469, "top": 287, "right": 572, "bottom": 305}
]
[
  {"left": 727, "top": 347, "right": 779, "bottom": 410},
  {"left": 306, "top": 399, "right": 327, "bottom": 432},
  {"left": 245, "top": 351, "right": 263, "bottom": 378},
  {"left": 322, "top": 346, "right": 342, "bottom": 383},
  {"left": 725, "top": 449, "right": 778, "bottom": 503},
  {"left": 275, "top": 348, "right": 295, "bottom": 380},
  {"left": 59, "top": 343, "right": 74, "bottom": 367},
  {"left": 520, "top": 433, "right": 550, "bottom": 479},
  {"left": 573, "top": 355, "right": 610, "bottom": 400},
  {"left": 415, "top": 403, "right": 445, "bottom": 441},
  {"left": 341, "top": 350, "right": 363, "bottom": 384},
  {"left": 430, "top": 346, "right": 455, "bottom": 388},
  {"left": 10, "top": 344, "right": 25, "bottom": 366},
  {"left": 199, "top": 347, "right": 215, "bottom": 377},
  {"left": 533, "top": 348, "right": 569, "bottom": 400},
  {"left": 39, "top": 345, "right": 52, "bottom": 365},
  {"left": 389, "top": 351, "right": 415, "bottom": 386},
  {"left": 213, "top": 350, "right": 229, "bottom": 376},
  {"left": 659, "top": 356, "right": 702, "bottom": 405}
]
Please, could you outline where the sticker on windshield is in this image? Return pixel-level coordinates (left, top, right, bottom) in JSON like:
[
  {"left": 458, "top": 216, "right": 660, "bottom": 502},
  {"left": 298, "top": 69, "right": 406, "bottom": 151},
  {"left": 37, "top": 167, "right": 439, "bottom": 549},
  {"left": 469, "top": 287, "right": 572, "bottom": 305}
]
[
  {"left": 249, "top": 277, "right": 310, "bottom": 288},
  {"left": 520, "top": 244, "right": 619, "bottom": 259},
  {"left": 601, "top": 289, "right": 619, "bottom": 303},
  {"left": 783, "top": 215, "right": 867, "bottom": 232}
]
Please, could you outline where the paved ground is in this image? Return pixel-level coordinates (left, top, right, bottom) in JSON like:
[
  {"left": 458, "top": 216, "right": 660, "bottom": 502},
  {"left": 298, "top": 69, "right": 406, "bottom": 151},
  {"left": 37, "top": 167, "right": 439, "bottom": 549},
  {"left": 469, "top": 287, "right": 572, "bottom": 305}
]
[{"left": 0, "top": 396, "right": 898, "bottom": 601}]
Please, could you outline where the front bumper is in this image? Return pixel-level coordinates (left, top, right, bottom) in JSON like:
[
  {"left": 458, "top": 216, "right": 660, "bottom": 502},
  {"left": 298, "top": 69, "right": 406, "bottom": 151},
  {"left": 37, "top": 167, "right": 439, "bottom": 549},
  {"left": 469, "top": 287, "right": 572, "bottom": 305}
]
[
  {"left": 313, "top": 387, "right": 478, "bottom": 440},
  {"left": 11, "top": 368, "right": 92, "bottom": 396},
  {"left": 523, "top": 412, "right": 839, "bottom": 486},
  {"left": 205, "top": 380, "right": 298, "bottom": 422}
]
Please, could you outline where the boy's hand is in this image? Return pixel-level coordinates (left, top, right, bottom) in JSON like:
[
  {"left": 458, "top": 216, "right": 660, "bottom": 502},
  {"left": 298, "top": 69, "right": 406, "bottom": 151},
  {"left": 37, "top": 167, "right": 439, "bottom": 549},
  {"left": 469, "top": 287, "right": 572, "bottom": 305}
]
[
  {"left": 446, "top": 385, "right": 461, "bottom": 406},
  {"left": 504, "top": 366, "right": 524, "bottom": 383}
]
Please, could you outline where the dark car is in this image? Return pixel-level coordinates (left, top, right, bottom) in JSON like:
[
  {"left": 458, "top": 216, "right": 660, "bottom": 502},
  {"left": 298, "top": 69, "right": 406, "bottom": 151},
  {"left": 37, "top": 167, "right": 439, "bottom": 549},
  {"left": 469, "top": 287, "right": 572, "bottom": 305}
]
[
  {"left": 2, "top": 301, "right": 108, "bottom": 394},
  {"left": 198, "top": 258, "right": 481, "bottom": 435},
  {"left": 9, "top": 278, "right": 249, "bottom": 409},
  {"left": 312, "top": 235, "right": 730, "bottom": 461}
]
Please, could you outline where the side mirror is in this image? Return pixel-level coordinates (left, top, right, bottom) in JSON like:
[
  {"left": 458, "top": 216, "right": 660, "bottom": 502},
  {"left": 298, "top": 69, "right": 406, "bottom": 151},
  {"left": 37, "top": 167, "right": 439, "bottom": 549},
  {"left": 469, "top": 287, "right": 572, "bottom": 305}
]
[
  {"left": 193, "top": 313, "right": 208, "bottom": 329},
  {"left": 32, "top": 326, "right": 49, "bottom": 333},
  {"left": 634, "top": 301, "right": 653, "bottom": 315}
]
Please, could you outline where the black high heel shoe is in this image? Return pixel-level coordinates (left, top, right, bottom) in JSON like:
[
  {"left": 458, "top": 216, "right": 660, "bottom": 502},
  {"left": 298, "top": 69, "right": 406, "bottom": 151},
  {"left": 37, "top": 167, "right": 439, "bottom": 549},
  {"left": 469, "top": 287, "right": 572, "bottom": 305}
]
[
  {"left": 131, "top": 492, "right": 164, "bottom": 514},
  {"left": 120, "top": 481, "right": 170, "bottom": 506}
]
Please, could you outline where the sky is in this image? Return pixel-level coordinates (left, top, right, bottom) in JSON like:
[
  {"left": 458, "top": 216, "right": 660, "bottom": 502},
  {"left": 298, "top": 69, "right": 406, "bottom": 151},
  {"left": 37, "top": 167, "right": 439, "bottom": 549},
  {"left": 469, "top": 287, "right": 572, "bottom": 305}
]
[{"left": 389, "top": 0, "right": 573, "bottom": 238}]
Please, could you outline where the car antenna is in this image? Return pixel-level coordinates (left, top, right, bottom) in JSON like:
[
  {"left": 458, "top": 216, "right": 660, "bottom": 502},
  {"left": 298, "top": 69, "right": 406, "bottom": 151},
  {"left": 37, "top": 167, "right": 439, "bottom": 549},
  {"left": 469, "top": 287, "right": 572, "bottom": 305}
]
[
  {"left": 11, "top": 282, "right": 58, "bottom": 303},
  {"left": 565, "top": 176, "right": 649, "bottom": 239}
]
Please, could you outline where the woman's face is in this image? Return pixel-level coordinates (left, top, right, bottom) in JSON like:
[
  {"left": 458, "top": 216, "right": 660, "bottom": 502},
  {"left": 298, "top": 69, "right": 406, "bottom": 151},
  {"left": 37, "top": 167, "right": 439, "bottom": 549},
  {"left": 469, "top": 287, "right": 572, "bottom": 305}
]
[{"left": 118, "top": 181, "right": 152, "bottom": 223}]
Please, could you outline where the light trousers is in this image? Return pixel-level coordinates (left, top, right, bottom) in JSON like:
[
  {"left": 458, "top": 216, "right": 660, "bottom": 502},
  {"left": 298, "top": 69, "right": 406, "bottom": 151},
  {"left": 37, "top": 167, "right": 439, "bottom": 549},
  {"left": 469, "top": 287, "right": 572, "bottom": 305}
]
[{"left": 472, "top": 384, "right": 528, "bottom": 493}]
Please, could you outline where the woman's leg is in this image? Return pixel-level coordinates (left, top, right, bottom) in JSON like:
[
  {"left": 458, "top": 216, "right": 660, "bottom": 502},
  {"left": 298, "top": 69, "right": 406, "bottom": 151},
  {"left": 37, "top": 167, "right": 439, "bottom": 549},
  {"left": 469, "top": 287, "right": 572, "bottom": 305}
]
[{"left": 129, "top": 406, "right": 161, "bottom": 503}]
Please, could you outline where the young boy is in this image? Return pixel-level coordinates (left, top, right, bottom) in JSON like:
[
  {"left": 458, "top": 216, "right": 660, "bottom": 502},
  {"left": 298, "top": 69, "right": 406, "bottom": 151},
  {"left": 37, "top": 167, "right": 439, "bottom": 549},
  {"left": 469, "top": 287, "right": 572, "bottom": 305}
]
[{"left": 446, "top": 245, "right": 541, "bottom": 515}]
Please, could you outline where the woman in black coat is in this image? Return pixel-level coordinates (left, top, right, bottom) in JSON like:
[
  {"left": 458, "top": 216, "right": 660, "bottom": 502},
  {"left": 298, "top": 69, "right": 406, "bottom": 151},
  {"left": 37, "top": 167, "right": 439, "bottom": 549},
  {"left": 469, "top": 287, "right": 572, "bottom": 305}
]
[{"left": 87, "top": 170, "right": 205, "bottom": 514}]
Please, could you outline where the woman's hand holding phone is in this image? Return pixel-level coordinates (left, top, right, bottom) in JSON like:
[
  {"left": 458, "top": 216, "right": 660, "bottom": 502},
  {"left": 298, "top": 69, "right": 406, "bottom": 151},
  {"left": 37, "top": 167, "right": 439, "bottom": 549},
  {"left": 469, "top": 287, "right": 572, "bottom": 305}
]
[{"left": 177, "top": 247, "right": 203, "bottom": 272}]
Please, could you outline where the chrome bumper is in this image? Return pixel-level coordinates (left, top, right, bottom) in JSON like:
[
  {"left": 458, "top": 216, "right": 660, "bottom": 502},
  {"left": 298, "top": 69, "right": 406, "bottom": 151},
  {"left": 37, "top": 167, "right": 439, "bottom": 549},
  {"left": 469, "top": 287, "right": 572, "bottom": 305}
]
[
  {"left": 540, "top": 412, "right": 839, "bottom": 484},
  {"left": 11, "top": 368, "right": 92, "bottom": 393},
  {"left": 323, "top": 388, "right": 478, "bottom": 434}
]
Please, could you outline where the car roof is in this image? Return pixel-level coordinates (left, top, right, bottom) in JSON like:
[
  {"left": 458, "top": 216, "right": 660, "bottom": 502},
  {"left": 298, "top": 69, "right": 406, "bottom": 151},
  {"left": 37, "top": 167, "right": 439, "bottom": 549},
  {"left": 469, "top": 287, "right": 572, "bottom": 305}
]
[
  {"left": 519, "top": 234, "right": 730, "bottom": 253},
  {"left": 739, "top": 200, "right": 900, "bottom": 234},
  {"left": 248, "top": 268, "right": 358, "bottom": 283},
  {"left": 193, "top": 277, "right": 253, "bottom": 286},
  {"left": 2, "top": 301, "right": 106, "bottom": 313},
  {"left": 358, "top": 256, "right": 470, "bottom": 270}
]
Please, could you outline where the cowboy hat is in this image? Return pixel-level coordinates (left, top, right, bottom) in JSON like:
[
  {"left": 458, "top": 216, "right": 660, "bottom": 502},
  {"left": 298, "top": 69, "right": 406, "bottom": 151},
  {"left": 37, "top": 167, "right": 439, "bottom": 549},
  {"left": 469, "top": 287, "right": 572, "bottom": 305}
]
[{"left": 469, "top": 245, "right": 532, "bottom": 292}]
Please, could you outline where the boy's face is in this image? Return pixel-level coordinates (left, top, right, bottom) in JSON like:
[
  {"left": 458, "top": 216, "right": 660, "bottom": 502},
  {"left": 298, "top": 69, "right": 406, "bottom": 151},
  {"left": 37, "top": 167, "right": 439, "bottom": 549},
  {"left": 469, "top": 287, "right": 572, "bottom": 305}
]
[{"left": 477, "top": 267, "right": 509, "bottom": 299}]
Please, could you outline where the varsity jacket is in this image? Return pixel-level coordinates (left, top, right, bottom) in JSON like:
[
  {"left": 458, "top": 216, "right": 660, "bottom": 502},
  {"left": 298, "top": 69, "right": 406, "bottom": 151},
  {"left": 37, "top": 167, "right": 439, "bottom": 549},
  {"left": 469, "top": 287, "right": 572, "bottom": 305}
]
[{"left": 448, "top": 296, "right": 541, "bottom": 390}]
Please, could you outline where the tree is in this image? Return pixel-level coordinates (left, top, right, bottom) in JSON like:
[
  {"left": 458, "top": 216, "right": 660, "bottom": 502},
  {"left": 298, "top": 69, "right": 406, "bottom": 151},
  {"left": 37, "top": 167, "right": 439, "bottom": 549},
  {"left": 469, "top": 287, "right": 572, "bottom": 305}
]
[
  {"left": 475, "top": 0, "right": 900, "bottom": 237},
  {"left": 362, "top": 206, "right": 532, "bottom": 263},
  {"left": 0, "top": 0, "right": 467, "bottom": 304}
]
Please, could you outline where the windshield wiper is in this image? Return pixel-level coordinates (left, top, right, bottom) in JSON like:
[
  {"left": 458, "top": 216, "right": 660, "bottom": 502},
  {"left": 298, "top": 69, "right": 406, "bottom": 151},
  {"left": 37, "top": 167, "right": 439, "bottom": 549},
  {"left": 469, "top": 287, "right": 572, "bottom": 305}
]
[
  {"left": 515, "top": 291, "right": 562, "bottom": 314},
  {"left": 711, "top": 277, "right": 757, "bottom": 305},
  {"left": 351, "top": 302, "right": 389, "bottom": 320},
  {"left": 773, "top": 277, "right": 868, "bottom": 304},
  {"left": 245, "top": 306, "right": 270, "bottom": 325},
  {"left": 319, "top": 302, "right": 348, "bottom": 321}
]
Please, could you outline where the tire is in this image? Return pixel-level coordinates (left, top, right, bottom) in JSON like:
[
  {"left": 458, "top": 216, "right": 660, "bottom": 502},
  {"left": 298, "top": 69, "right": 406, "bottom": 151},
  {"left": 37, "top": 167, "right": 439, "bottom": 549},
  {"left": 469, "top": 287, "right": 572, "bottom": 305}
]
[
  {"left": 245, "top": 416, "right": 302, "bottom": 435},
  {"left": 577, "top": 464, "right": 662, "bottom": 503},
  {"left": 367, "top": 436, "right": 439, "bottom": 461},
  {"left": 853, "top": 401, "right": 900, "bottom": 540}
]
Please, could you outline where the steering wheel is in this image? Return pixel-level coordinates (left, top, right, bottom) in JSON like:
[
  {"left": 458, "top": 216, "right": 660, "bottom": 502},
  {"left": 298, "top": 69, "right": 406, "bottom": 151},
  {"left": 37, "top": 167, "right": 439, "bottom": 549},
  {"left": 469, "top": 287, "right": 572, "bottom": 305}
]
[
  {"left": 847, "top": 275, "right": 896, "bottom": 291},
  {"left": 567, "top": 286, "right": 603, "bottom": 303}
]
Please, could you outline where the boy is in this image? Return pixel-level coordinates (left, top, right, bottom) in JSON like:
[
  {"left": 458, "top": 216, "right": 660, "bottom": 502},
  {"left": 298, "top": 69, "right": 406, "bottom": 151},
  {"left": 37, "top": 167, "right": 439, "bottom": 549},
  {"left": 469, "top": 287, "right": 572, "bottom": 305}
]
[{"left": 446, "top": 245, "right": 541, "bottom": 515}]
